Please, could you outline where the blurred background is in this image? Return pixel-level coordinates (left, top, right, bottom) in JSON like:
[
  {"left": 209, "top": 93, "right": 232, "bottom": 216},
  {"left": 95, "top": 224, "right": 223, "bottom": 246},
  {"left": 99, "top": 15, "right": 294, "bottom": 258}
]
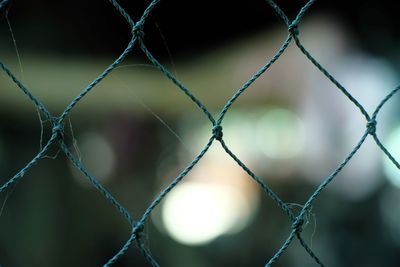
[{"left": 1, "top": 0, "right": 400, "bottom": 266}]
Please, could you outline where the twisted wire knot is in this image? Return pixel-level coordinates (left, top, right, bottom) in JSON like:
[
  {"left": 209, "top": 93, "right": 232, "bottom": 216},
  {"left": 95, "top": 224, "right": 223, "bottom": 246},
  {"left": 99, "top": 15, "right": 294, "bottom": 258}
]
[
  {"left": 134, "top": 221, "right": 145, "bottom": 235},
  {"left": 288, "top": 21, "right": 299, "bottom": 36},
  {"left": 52, "top": 122, "right": 65, "bottom": 140},
  {"left": 366, "top": 119, "right": 377, "bottom": 135},
  {"left": 292, "top": 218, "right": 304, "bottom": 233},
  {"left": 132, "top": 23, "right": 145, "bottom": 40},
  {"left": 212, "top": 125, "right": 223, "bottom": 141}
]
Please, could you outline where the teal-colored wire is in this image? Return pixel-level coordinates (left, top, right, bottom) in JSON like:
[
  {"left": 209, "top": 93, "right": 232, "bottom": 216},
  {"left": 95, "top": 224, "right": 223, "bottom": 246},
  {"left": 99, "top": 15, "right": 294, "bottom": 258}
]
[{"left": 1, "top": 0, "right": 400, "bottom": 266}]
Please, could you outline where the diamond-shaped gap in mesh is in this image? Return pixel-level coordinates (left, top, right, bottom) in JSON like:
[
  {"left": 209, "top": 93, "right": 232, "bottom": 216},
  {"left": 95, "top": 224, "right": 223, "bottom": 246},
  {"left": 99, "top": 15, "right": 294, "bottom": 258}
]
[
  {"left": 217, "top": 32, "right": 369, "bottom": 177},
  {"left": 135, "top": 7, "right": 297, "bottom": 123},
  {"left": 148, "top": 138, "right": 301, "bottom": 266}
]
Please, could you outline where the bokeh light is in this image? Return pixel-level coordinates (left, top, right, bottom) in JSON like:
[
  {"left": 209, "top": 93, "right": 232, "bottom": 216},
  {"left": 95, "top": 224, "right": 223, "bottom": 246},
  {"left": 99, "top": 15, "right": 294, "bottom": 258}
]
[
  {"left": 69, "top": 132, "right": 115, "bottom": 186},
  {"left": 161, "top": 182, "right": 254, "bottom": 245},
  {"left": 383, "top": 126, "right": 400, "bottom": 188},
  {"left": 255, "top": 108, "right": 305, "bottom": 159},
  {"left": 180, "top": 107, "right": 305, "bottom": 162},
  {"left": 299, "top": 54, "right": 397, "bottom": 200}
]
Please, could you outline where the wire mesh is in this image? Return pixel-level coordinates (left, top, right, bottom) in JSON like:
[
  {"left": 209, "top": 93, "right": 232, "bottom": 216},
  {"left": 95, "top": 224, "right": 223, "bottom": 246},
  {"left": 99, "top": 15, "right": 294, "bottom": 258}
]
[{"left": 1, "top": 0, "right": 399, "bottom": 266}]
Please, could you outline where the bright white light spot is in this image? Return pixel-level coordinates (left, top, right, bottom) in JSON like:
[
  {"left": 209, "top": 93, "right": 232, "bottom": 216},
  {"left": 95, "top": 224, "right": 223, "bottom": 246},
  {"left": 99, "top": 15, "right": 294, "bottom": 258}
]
[
  {"left": 255, "top": 108, "right": 305, "bottom": 159},
  {"left": 162, "top": 182, "right": 252, "bottom": 245},
  {"left": 70, "top": 132, "right": 115, "bottom": 186},
  {"left": 337, "top": 55, "right": 397, "bottom": 113},
  {"left": 383, "top": 126, "right": 400, "bottom": 187}
]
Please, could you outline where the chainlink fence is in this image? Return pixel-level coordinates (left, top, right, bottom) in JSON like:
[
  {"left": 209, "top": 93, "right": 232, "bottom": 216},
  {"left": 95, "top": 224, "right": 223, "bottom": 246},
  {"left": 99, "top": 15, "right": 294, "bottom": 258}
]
[{"left": 1, "top": 0, "right": 400, "bottom": 266}]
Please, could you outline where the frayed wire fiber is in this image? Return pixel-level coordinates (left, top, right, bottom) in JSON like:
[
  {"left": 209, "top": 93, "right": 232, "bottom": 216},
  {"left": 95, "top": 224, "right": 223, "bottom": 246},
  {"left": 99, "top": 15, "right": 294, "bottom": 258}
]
[{"left": 1, "top": 0, "right": 400, "bottom": 266}]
